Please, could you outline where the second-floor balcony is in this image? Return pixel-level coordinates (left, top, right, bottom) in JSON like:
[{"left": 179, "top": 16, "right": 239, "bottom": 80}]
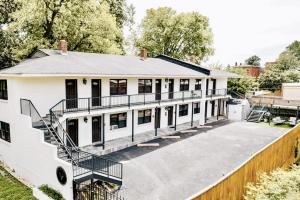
[{"left": 50, "top": 89, "right": 227, "bottom": 115}]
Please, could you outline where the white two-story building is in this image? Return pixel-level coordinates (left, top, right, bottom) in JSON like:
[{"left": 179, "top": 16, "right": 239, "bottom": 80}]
[{"left": 0, "top": 41, "right": 237, "bottom": 200}]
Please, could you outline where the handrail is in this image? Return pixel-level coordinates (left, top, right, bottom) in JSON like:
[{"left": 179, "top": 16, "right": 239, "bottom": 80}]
[
  {"left": 20, "top": 99, "right": 76, "bottom": 164},
  {"left": 21, "top": 99, "right": 123, "bottom": 182},
  {"left": 49, "top": 103, "right": 123, "bottom": 180}
]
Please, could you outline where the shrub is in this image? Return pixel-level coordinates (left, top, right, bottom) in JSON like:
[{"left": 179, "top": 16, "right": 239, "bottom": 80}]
[
  {"left": 39, "top": 185, "right": 64, "bottom": 200},
  {"left": 244, "top": 165, "right": 300, "bottom": 200}
]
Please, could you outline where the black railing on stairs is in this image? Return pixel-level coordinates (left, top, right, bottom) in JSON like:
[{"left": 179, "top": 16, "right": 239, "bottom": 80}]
[{"left": 20, "top": 99, "right": 123, "bottom": 184}]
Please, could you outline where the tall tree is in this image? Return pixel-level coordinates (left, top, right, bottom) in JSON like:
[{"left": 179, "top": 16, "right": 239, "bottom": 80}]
[
  {"left": 226, "top": 67, "right": 258, "bottom": 95},
  {"left": 9, "top": 0, "right": 124, "bottom": 60},
  {"left": 245, "top": 55, "right": 261, "bottom": 66},
  {"left": 287, "top": 40, "right": 300, "bottom": 61},
  {"left": 135, "top": 7, "right": 214, "bottom": 63},
  {"left": 258, "top": 52, "right": 300, "bottom": 90},
  {"left": 0, "top": 0, "right": 20, "bottom": 68}
]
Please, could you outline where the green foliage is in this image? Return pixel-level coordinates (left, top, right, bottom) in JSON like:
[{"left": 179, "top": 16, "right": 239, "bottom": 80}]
[
  {"left": 226, "top": 67, "right": 258, "bottom": 94},
  {"left": 0, "top": 166, "right": 36, "bottom": 200},
  {"left": 0, "top": 0, "right": 20, "bottom": 25},
  {"left": 258, "top": 51, "right": 300, "bottom": 91},
  {"left": 9, "top": 0, "right": 123, "bottom": 60},
  {"left": 245, "top": 55, "right": 261, "bottom": 66},
  {"left": 135, "top": 7, "right": 214, "bottom": 63},
  {"left": 244, "top": 166, "right": 300, "bottom": 200},
  {"left": 258, "top": 69, "right": 285, "bottom": 91},
  {"left": 39, "top": 184, "right": 64, "bottom": 200},
  {"left": 287, "top": 40, "right": 300, "bottom": 61}
]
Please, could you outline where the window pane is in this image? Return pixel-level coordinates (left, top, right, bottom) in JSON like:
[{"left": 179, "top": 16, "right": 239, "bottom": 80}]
[
  {"left": 118, "top": 113, "right": 127, "bottom": 128},
  {"left": 119, "top": 80, "right": 127, "bottom": 95},
  {"left": 110, "top": 114, "right": 118, "bottom": 126},
  {"left": 145, "top": 80, "right": 152, "bottom": 93},
  {"left": 110, "top": 80, "right": 118, "bottom": 95},
  {"left": 138, "top": 80, "right": 145, "bottom": 93}
]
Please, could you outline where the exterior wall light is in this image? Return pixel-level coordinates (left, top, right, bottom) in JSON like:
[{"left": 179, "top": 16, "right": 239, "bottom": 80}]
[
  {"left": 83, "top": 78, "right": 87, "bottom": 85},
  {"left": 84, "top": 117, "right": 88, "bottom": 123}
]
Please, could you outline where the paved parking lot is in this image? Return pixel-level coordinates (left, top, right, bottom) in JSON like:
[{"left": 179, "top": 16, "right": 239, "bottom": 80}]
[{"left": 107, "top": 121, "right": 288, "bottom": 200}]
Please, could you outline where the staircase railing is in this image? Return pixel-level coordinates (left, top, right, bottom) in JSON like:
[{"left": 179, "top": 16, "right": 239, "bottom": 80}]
[
  {"left": 21, "top": 99, "right": 123, "bottom": 184},
  {"left": 50, "top": 109, "right": 123, "bottom": 180},
  {"left": 21, "top": 99, "right": 77, "bottom": 163}
]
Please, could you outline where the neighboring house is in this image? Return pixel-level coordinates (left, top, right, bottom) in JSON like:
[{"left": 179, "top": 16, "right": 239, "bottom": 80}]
[
  {"left": 0, "top": 40, "right": 237, "bottom": 200},
  {"left": 234, "top": 65, "right": 262, "bottom": 78}
]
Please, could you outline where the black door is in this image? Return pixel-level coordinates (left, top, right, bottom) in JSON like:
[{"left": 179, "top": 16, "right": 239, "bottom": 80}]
[
  {"left": 211, "top": 100, "right": 215, "bottom": 116},
  {"left": 212, "top": 79, "right": 216, "bottom": 95},
  {"left": 155, "top": 79, "right": 162, "bottom": 100},
  {"left": 66, "top": 79, "right": 78, "bottom": 109},
  {"left": 92, "top": 116, "right": 101, "bottom": 143},
  {"left": 67, "top": 119, "right": 78, "bottom": 146},
  {"left": 91, "top": 79, "right": 101, "bottom": 107},
  {"left": 168, "top": 79, "right": 174, "bottom": 99},
  {"left": 167, "top": 106, "right": 173, "bottom": 126},
  {"left": 155, "top": 108, "right": 161, "bottom": 128}
]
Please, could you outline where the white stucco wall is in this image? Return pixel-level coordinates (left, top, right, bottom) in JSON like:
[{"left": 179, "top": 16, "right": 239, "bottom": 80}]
[{"left": 282, "top": 83, "right": 300, "bottom": 100}]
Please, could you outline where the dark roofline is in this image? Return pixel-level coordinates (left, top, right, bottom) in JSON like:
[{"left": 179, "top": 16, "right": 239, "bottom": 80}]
[{"left": 155, "top": 55, "right": 211, "bottom": 75}]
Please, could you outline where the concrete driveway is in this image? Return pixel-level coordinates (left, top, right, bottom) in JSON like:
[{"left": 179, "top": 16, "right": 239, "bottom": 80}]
[{"left": 105, "top": 121, "right": 288, "bottom": 200}]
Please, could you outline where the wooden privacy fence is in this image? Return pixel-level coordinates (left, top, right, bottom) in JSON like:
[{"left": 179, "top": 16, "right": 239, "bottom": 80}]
[{"left": 191, "top": 125, "right": 300, "bottom": 200}]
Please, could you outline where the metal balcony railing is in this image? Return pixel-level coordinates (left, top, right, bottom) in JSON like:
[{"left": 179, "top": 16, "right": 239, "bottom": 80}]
[
  {"left": 206, "top": 89, "right": 228, "bottom": 98},
  {"left": 50, "top": 90, "right": 203, "bottom": 115}
]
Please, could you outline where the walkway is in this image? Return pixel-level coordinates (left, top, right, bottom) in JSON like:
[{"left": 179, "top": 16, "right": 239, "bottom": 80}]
[{"left": 105, "top": 121, "right": 288, "bottom": 200}]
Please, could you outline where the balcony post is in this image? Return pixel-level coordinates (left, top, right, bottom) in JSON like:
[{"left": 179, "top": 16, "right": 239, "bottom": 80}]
[
  {"left": 155, "top": 107, "right": 158, "bottom": 136},
  {"left": 174, "top": 104, "right": 177, "bottom": 131},
  {"left": 132, "top": 109, "right": 134, "bottom": 142},
  {"left": 144, "top": 93, "right": 146, "bottom": 105},
  {"left": 182, "top": 91, "right": 184, "bottom": 101},
  {"left": 102, "top": 113, "right": 105, "bottom": 150},
  {"left": 191, "top": 102, "right": 194, "bottom": 127},
  {"left": 128, "top": 95, "right": 131, "bottom": 108},
  {"left": 88, "top": 98, "right": 90, "bottom": 114}
]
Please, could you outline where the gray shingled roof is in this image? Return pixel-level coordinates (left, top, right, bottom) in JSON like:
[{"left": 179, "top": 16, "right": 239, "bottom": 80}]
[{"left": 0, "top": 49, "right": 238, "bottom": 78}]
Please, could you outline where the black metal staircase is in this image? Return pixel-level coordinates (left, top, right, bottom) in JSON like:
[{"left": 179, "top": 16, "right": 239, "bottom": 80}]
[{"left": 20, "top": 99, "right": 124, "bottom": 199}]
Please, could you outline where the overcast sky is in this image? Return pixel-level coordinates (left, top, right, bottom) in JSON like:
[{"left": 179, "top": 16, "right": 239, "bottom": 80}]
[{"left": 127, "top": 0, "right": 300, "bottom": 66}]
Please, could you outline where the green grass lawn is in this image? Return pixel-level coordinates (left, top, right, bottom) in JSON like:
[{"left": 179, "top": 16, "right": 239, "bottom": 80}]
[
  {"left": 258, "top": 122, "right": 292, "bottom": 129},
  {"left": 0, "top": 166, "right": 36, "bottom": 200}
]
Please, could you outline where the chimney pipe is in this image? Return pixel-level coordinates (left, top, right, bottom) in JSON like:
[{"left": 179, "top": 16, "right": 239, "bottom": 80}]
[
  {"left": 58, "top": 40, "right": 68, "bottom": 55},
  {"left": 140, "top": 48, "right": 147, "bottom": 60}
]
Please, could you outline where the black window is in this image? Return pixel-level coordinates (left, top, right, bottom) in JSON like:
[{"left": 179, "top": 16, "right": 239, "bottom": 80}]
[
  {"left": 180, "top": 79, "right": 189, "bottom": 91},
  {"left": 0, "top": 80, "right": 8, "bottom": 100},
  {"left": 179, "top": 104, "right": 189, "bottom": 117},
  {"left": 110, "top": 79, "right": 127, "bottom": 95},
  {"left": 110, "top": 113, "right": 127, "bottom": 128},
  {"left": 194, "top": 102, "right": 200, "bottom": 114},
  {"left": 0, "top": 121, "right": 10, "bottom": 142},
  {"left": 138, "top": 79, "right": 152, "bottom": 93},
  {"left": 138, "top": 109, "right": 152, "bottom": 124},
  {"left": 195, "top": 79, "right": 202, "bottom": 91}
]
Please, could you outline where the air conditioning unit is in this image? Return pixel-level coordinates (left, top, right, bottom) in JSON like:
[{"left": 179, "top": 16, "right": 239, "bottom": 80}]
[{"left": 110, "top": 125, "right": 119, "bottom": 130}]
